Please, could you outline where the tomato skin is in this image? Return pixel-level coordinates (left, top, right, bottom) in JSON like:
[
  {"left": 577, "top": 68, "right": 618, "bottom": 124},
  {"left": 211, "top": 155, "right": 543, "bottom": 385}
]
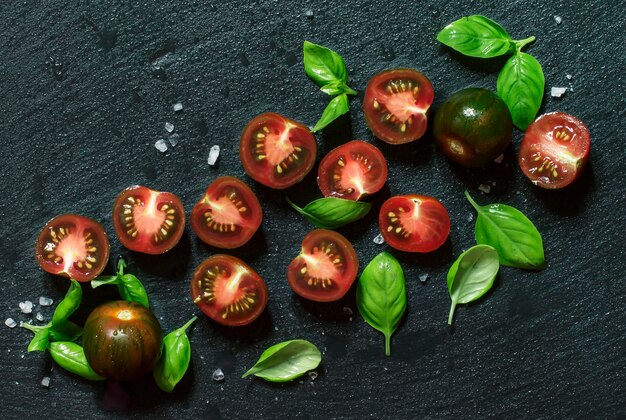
[
  {"left": 433, "top": 88, "right": 512, "bottom": 167},
  {"left": 287, "top": 229, "right": 358, "bottom": 302},
  {"left": 35, "top": 214, "right": 110, "bottom": 282},
  {"left": 191, "top": 255, "right": 268, "bottom": 326},
  {"left": 519, "top": 112, "right": 590, "bottom": 189},
  {"left": 379, "top": 195, "right": 450, "bottom": 253},
  {"left": 83, "top": 300, "right": 163, "bottom": 381},
  {"left": 112, "top": 186, "right": 185, "bottom": 255},
  {"left": 363, "top": 68, "right": 434, "bottom": 144},
  {"left": 317, "top": 140, "right": 388, "bottom": 201},
  {"left": 240, "top": 112, "right": 317, "bottom": 189}
]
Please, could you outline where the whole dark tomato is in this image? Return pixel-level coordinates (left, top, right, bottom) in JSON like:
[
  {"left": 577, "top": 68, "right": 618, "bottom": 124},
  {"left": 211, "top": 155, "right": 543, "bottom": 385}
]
[
  {"left": 190, "top": 176, "right": 262, "bottom": 249},
  {"left": 240, "top": 112, "right": 317, "bottom": 189},
  {"left": 519, "top": 112, "right": 590, "bottom": 189},
  {"left": 379, "top": 195, "right": 450, "bottom": 253},
  {"left": 317, "top": 140, "right": 388, "bottom": 201},
  {"left": 191, "top": 255, "right": 268, "bottom": 326},
  {"left": 35, "top": 214, "right": 110, "bottom": 282},
  {"left": 83, "top": 300, "right": 163, "bottom": 381},
  {"left": 433, "top": 87, "right": 512, "bottom": 167},
  {"left": 287, "top": 229, "right": 358, "bottom": 302},
  {"left": 363, "top": 68, "right": 434, "bottom": 144},
  {"left": 112, "top": 186, "right": 185, "bottom": 255}
]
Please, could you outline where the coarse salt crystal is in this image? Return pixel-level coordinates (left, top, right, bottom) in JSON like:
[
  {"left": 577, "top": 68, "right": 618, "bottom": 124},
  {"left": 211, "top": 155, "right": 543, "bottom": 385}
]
[
  {"left": 173, "top": 102, "right": 183, "bottom": 112},
  {"left": 19, "top": 301, "right": 33, "bottom": 314},
  {"left": 373, "top": 233, "right": 385, "bottom": 244},
  {"left": 554, "top": 15, "right": 562, "bottom": 24},
  {"left": 467, "top": 213, "right": 474, "bottom": 222},
  {"left": 566, "top": 74, "right": 573, "bottom": 80},
  {"left": 494, "top": 154, "right": 504, "bottom": 164},
  {"left": 41, "top": 377, "right": 50, "bottom": 387},
  {"left": 165, "top": 122, "right": 174, "bottom": 133},
  {"left": 308, "top": 371, "right": 318, "bottom": 380},
  {"left": 39, "top": 296, "right": 53, "bottom": 306},
  {"left": 208, "top": 145, "right": 220, "bottom": 166},
  {"left": 5, "top": 318, "right": 17, "bottom": 328},
  {"left": 155, "top": 139, "right": 168, "bottom": 153},
  {"left": 419, "top": 274, "right": 429, "bottom": 283},
  {"left": 551, "top": 87, "right": 567, "bottom": 98},
  {"left": 168, "top": 133, "right": 180, "bottom": 147},
  {"left": 36, "top": 312, "right": 44, "bottom": 322},
  {"left": 304, "top": 9, "right": 314, "bottom": 18},
  {"left": 478, "top": 184, "right": 491, "bottom": 194},
  {"left": 212, "top": 368, "right": 224, "bottom": 382}
]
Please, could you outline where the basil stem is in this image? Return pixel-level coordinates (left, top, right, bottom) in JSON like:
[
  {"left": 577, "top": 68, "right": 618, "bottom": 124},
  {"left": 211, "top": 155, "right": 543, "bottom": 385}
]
[
  {"left": 286, "top": 196, "right": 371, "bottom": 229},
  {"left": 153, "top": 316, "right": 197, "bottom": 392},
  {"left": 242, "top": 339, "right": 321, "bottom": 382},
  {"left": 91, "top": 258, "right": 150, "bottom": 308},
  {"left": 49, "top": 341, "right": 105, "bottom": 381}
]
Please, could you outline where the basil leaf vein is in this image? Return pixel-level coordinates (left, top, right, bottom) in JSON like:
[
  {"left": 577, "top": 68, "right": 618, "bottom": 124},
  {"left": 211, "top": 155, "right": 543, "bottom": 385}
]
[{"left": 437, "top": 15, "right": 513, "bottom": 58}]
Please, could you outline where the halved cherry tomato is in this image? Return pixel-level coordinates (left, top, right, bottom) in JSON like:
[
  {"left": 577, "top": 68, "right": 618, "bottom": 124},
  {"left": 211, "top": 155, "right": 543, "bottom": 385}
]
[
  {"left": 190, "top": 176, "right": 262, "bottom": 249},
  {"left": 35, "top": 214, "right": 110, "bottom": 282},
  {"left": 519, "top": 112, "right": 590, "bottom": 189},
  {"left": 240, "top": 113, "right": 317, "bottom": 189},
  {"left": 317, "top": 140, "right": 388, "bottom": 201},
  {"left": 287, "top": 229, "right": 358, "bottom": 302},
  {"left": 191, "top": 255, "right": 268, "bottom": 326},
  {"left": 379, "top": 195, "right": 450, "bottom": 253},
  {"left": 112, "top": 186, "right": 185, "bottom": 255},
  {"left": 363, "top": 68, "right": 434, "bottom": 144}
]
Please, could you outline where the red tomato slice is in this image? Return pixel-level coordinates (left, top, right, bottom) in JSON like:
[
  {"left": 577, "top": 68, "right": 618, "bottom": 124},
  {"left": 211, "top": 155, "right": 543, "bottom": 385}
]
[
  {"left": 363, "top": 68, "right": 434, "bottom": 144},
  {"left": 519, "top": 112, "right": 591, "bottom": 189},
  {"left": 35, "top": 214, "right": 110, "bottom": 282},
  {"left": 112, "top": 186, "right": 185, "bottom": 255},
  {"left": 379, "top": 195, "right": 450, "bottom": 253},
  {"left": 317, "top": 140, "right": 388, "bottom": 201},
  {"left": 240, "top": 112, "right": 317, "bottom": 189},
  {"left": 191, "top": 255, "right": 268, "bottom": 326},
  {"left": 190, "top": 176, "right": 262, "bottom": 249},
  {"left": 287, "top": 229, "right": 358, "bottom": 302}
]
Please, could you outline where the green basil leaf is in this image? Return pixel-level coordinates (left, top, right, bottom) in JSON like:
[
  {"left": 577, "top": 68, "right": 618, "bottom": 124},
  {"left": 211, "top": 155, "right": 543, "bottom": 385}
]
[
  {"left": 242, "top": 339, "right": 321, "bottom": 382},
  {"left": 303, "top": 41, "right": 348, "bottom": 87},
  {"left": 27, "top": 329, "right": 50, "bottom": 352},
  {"left": 312, "top": 93, "right": 349, "bottom": 132},
  {"left": 466, "top": 191, "right": 546, "bottom": 270},
  {"left": 447, "top": 245, "right": 499, "bottom": 325},
  {"left": 49, "top": 341, "right": 105, "bottom": 381},
  {"left": 49, "top": 320, "right": 83, "bottom": 342},
  {"left": 286, "top": 196, "right": 371, "bottom": 229},
  {"left": 51, "top": 279, "right": 82, "bottom": 326},
  {"left": 118, "top": 274, "right": 150, "bottom": 308},
  {"left": 356, "top": 252, "right": 407, "bottom": 356},
  {"left": 90, "top": 275, "right": 119, "bottom": 288},
  {"left": 319, "top": 80, "right": 358, "bottom": 96},
  {"left": 497, "top": 51, "right": 544, "bottom": 130},
  {"left": 437, "top": 15, "right": 513, "bottom": 58},
  {"left": 153, "top": 316, "right": 197, "bottom": 392}
]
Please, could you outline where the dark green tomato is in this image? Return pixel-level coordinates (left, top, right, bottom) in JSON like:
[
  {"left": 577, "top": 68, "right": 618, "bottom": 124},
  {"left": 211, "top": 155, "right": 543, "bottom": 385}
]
[
  {"left": 433, "top": 88, "right": 513, "bottom": 167},
  {"left": 83, "top": 300, "right": 163, "bottom": 381}
]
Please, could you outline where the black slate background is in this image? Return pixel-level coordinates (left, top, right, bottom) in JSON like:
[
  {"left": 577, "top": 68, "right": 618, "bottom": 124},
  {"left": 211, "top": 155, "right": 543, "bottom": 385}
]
[{"left": 1, "top": 1, "right": 624, "bottom": 418}]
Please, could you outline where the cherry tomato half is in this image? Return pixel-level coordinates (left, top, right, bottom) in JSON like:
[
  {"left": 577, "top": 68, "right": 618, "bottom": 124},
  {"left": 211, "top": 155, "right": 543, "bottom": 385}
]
[
  {"left": 112, "top": 186, "right": 185, "bottom": 255},
  {"left": 379, "top": 195, "right": 450, "bottom": 253},
  {"left": 287, "top": 229, "right": 358, "bottom": 302},
  {"left": 519, "top": 112, "right": 590, "bottom": 189},
  {"left": 317, "top": 140, "right": 388, "bottom": 201},
  {"left": 35, "top": 214, "right": 110, "bottom": 282},
  {"left": 363, "top": 68, "right": 434, "bottom": 144},
  {"left": 240, "top": 112, "right": 317, "bottom": 189},
  {"left": 191, "top": 176, "right": 262, "bottom": 249},
  {"left": 191, "top": 255, "right": 268, "bottom": 326},
  {"left": 83, "top": 300, "right": 163, "bottom": 381}
]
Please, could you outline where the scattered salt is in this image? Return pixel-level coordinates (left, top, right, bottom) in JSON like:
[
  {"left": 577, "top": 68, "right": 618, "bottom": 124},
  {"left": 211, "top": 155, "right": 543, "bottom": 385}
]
[
  {"left": 274, "top": 326, "right": 278, "bottom": 331},
  {"left": 308, "top": 371, "right": 318, "bottom": 380},
  {"left": 19, "top": 301, "right": 33, "bottom": 314},
  {"left": 168, "top": 133, "right": 180, "bottom": 147},
  {"left": 173, "top": 102, "right": 183, "bottom": 112},
  {"left": 165, "top": 122, "right": 174, "bottom": 133},
  {"left": 41, "top": 377, "right": 50, "bottom": 387},
  {"left": 212, "top": 368, "right": 224, "bottom": 382},
  {"left": 478, "top": 184, "right": 491, "bottom": 194},
  {"left": 274, "top": 397, "right": 278, "bottom": 401},
  {"left": 373, "top": 233, "right": 385, "bottom": 245},
  {"left": 39, "top": 297, "right": 53, "bottom": 306},
  {"left": 154, "top": 139, "right": 168, "bottom": 153},
  {"left": 419, "top": 274, "right": 429, "bottom": 283},
  {"left": 208, "top": 145, "right": 220, "bottom": 166},
  {"left": 36, "top": 312, "right": 44, "bottom": 322},
  {"left": 554, "top": 15, "right": 562, "bottom": 24},
  {"left": 566, "top": 74, "right": 573, "bottom": 80},
  {"left": 5, "top": 318, "right": 17, "bottom": 328},
  {"left": 551, "top": 87, "right": 567, "bottom": 98},
  {"left": 467, "top": 213, "right": 474, "bottom": 222},
  {"left": 494, "top": 154, "right": 504, "bottom": 164},
  {"left": 304, "top": 9, "right": 314, "bottom": 18}
]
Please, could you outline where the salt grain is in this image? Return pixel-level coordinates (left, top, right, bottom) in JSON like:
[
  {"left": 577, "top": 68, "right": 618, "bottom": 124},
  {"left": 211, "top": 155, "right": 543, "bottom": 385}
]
[
  {"left": 419, "top": 274, "right": 429, "bottom": 283},
  {"left": 212, "top": 368, "right": 224, "bottom": 382},
  {"left": 173, "top": 102, "right": 183, "bottom": 112},
  {"left": 36, "top": 312, "right": 44, "bottom": 322},
  {"left": 208, "top": 145, "right": 220, "bottom": 166},
  {"left": 467, "top": 213, "right": 474, "bottom": 222},
  {"left": 566, "top": 74, "right": 573, "bottom": 80},
  {"left": 308, "top": 371, "right": 318, "bottom": 381},
  {"left": 305, "top": 9, "right": 314, "bottom": 18},
  {"left": 373, "top": 233, "right": 385, "bottom": 245},
  {"left": 41, "top": 377, "right": 50, "bottom": 387},
  {"left": 19, "top": 301, "right": 33, "bottom": 314},
  {"left": 551, "top": 87, "right": 567, "bottom": 98},
  {"left": 5, "top": 318, "right": 17, "bottom": 328},
  {"left": 478, "top": 184, "right": 491, "bottom": 194},
  {"left": 494, "top": 154, "right": 504, "bottom": 164},
  {"left": 154, "top": 139, "right": 168, "bottom": 153},
  {"left": 165, "top": 122, "right": 174, "bottom": 133},
  {"left": 168, "top": 133, "right": 180, "bottom": 147},
  {"left": 39, "top": 297, "right": 53, "bottom": 306},
  {"left": 554, "top": 15, "right": 562, "bottom": 24}
]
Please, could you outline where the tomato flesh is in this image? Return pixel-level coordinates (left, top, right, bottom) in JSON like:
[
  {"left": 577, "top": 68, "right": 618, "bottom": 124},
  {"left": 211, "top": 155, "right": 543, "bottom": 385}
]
[
  {"left": 113, "top": 186, "right": 185, "bottom": 254},
  {"left": 191, "top": 255, "right": 268, "bottom": 326},
  {"left": 240, "top": 113, "right": 317, "bottom": 189},
  {"left": 35, "top": 214, "right": 110, "bottom": 282},
  {"left": 363, "top": 68, "right": 434, "bottom": 144},
  {"left": 191, "top": 176, "right": 262, "bottom": 249},
  {"left": 287, "top": 229, "right": 358, "bottom": 302},
  {"left": 379, "top": 195, "right": 450, "bottom": 253},
  {"left": 317, "top": 140, "right": 388, "bottom": 201},
  {"left": 519, "top": 112, "right": 590, "bottom": 189}
]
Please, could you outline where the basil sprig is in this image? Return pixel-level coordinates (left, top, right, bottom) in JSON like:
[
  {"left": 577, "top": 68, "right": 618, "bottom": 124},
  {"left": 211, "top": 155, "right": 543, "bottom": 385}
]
[
  {"left": 91, "top": 258, "right": 150, "bottom": 308},
  {"left": 465, "top": 191, "right": 546, "bottom": 270},
  {"left": 286, "top": 196, "right": 371, "bottom": 229},
  {"left": 242, "top": 339, "right": 321, "bottom": 382},
  {"left": 153, "top": 316, "right": 197, "bottom": 392},
  {"left": 357, "top": 252, "right": 407, "bottom": 356},
  {"left": 303, "top": 41, "right": 357, "bottom": 132},
  {"left": 447, "top": 245, "right": 499, "bottom": 326},
  {"left": 437, "top": 15, "right": 544, "bottom": 130},
  {"left": 49, "top": 341, "right": 105, "bottom": 381}
]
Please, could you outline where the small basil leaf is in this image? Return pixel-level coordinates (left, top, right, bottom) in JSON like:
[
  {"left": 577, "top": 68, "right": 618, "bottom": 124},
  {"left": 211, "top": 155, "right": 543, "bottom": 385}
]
[
  {"left": 447, "top": 245, "right": 499, "bottom": 325},
  {"left": 312, "top": 93, "right": 349, "bottom": 132},
  {"left": 51, "top": 279, "right": 82, "bottom": 326},
  {"left": 49, "top": 341, "right": 105, "bottom": 381},
  {"left": 497, "top": 51, "right": 544, "bottom": 130},
  {"left": 286, "top": 196, "right": 371, "bottom": 229},
  {"left": 49, "top": 320, "right": 83, "bottom": 342},
  {"left": 118, "top": 274, "right": 150, "bottom": 308},
  {"left": 153, "top": 316, "right": 197, "bottom": 392},
  {"left": 242, "top": 339, "right": 321, "bottom": 382},
  {"left": 437, "top": 15, "right": 513, "bottom": 58},
  {"left": 90, "top": 275, "right": 119, "bottom": 288},
  {"left": 27, "top": 329, "right": 50, "bottom": 352},
  {"left": 356, "top": 252, "right": 407, "bottom": 356},
  {"left": 303, "top": 41, "right": 348, "bottom": 87},
  {"left": 466, "top": 191, "right": 545, "bottom": 270}
]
